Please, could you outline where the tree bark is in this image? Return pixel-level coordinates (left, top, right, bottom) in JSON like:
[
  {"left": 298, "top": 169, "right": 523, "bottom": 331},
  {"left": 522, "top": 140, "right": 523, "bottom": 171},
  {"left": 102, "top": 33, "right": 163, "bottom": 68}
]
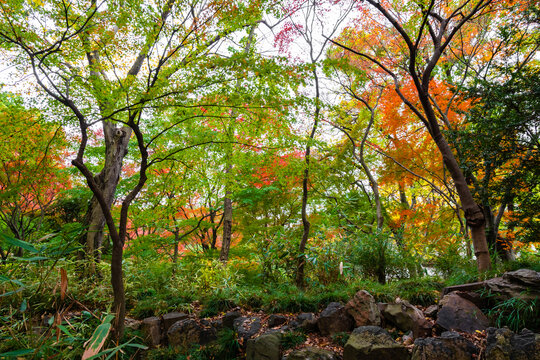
[
  {"left": 220, "top": 193, "right": 232, "bottom": 261},
  {"left": 296, "top": 70, "right": 320, "bottom": 288},
  {"left": 82, "top": 123, "right": 131, "bottom": 274}
]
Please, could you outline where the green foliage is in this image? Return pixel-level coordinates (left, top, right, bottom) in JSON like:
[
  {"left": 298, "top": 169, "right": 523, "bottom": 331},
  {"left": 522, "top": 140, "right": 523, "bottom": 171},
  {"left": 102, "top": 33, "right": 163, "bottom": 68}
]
[
  {"left": 281, "top": 330, "right": 307, "bottom": 350},
  {"left": 331, "top": 332, "right": 350, "bottom": 347},
  {"left": 486, "top": 297, "right": 540, "bottom": 332}
]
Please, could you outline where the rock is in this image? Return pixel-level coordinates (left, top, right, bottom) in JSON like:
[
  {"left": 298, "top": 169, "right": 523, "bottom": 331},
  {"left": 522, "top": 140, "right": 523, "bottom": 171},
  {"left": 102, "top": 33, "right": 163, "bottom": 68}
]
[
  {"left": 346, "top": 290, "right": 381, "bottom": 327},
  {"left": 162, "top": 312, "right": 188, "bottom": 333},
  {"left": 452, "top": 290, "right": 488, "bottom": 309},
  {"left": 125, "top": 317, "right": 142, "bottom": 331},
  {"left": 424, "top": 305, "right": 438, "bottom": 318},
  {"left": 246, "top": 332, "right": 282, "bottom": 360},
  {"left": 485, "top": 269, "right": 540, "bottom": 301},
  {"left": 343, "top": 326, "right": 410, "bottom": 360},
  {"left": 199, "top": 319, "right": 218, "bottom": 345},
  {"left": 318, "top": 302, "right": 355, "bottom": 336},
  {"left": 285, "top": 347, "right": 338, "bottom": 360},
  {"left": 297, "top": 313, "right": 318, "bottom": 333},
  {"left": 234, "top": 316, "right": 262, "bottom": 343},
  {"left": 485, "top": 327, "right": 540, "bottom": 360},
  {"left": 436, "top": 292, "right": 489, "bottom": 333},
  {"left": 411, "top": 331, "right": 479, "bottom": 360},
  {"left": 268, "top": 314, "right": 288, "bottom": 328},
  {"left": 379, "top": 299, "right": 431, "bottom": 338},
  {"left": 167, "top": 318, "right": 203, "bottom": 349},
  {"left": 223, "top": 310, "right": 242, "bottom": 329},
  {"left": 141, "top": 316, "right": 161, "bottom": 347}
]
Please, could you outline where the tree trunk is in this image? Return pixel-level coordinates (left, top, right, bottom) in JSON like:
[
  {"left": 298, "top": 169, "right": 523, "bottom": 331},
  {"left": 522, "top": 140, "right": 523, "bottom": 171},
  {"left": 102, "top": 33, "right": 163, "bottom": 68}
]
[
  {"left": 296, "top": 70, "right": 320, "bottom": 289},
  {"left": 82, "top": 123, "right": 131, "bottom": 274},
  {"left": 220, "top": 193, "right": 232, "bottom": 262},
  {"left": 430, "top": 129, "right": 491, "bottom": 271}
]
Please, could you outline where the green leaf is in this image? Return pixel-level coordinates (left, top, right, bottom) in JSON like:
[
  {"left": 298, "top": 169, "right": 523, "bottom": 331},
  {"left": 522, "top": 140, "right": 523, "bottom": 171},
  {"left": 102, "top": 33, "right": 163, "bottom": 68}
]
[
  {"left": 81, "top": 314, "right": 115, "bottom": 360},
  {"left": 0, "top": 348, "right": 35, "bottom": 357},
  {"left": 0, "top": 234, "right": 39, "bottom": 253}
]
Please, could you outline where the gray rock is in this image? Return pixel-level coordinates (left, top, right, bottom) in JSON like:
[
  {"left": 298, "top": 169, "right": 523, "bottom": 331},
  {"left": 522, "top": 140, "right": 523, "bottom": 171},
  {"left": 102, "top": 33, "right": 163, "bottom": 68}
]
[
  {"left": 167, "top": 318, "right": 203, "bottom": 349},
  {"left": 346, "top": 290, "right": 381, "bottom": 327},
  {"left": 268, "top": 314, "right": 288, "bottom": 328},
  {"left": 411, "top": 331, "right": 479, "bottom": 360},
  {"left": 223, "top": 310, "right": 242, "bottom": 329},
  {"left": 318, "top": 302, "right": 355, "bottom": 336},
  {"left": 199, "top": 319, "right": 218, "bottom": 345},
  {"left": 380, "top": 300, "right": 431, "bottom": 338},
  {"left": 141, "top": 316, "right": 161, "bottom": 347},
  {"left": 485, "top": 269, "right": 540, "bottom": 301},
  {"left": 246, "top": 332, "right": 282, "bottom": 360},
  {"left": 297, "top": 313, "right": 318, "bottom": 333},
  {"left": 436, "top": 292, "right": 489, "bottom": 333},
  {"left": 285, "top": 347, "right": 337, "bottom": 360},
  {"left": 423, "top": 305, "right": 438, "bottom": 318},
  {"left": 343, "top": 326, "right": 410, "bottom": 360},
  {"left": 234, "top": 316, "right": 262, "bottom": 343},
  {"left": 485, "top": 327, "right": 540, "bottom": 360},
  {"left": 162, "top": 312, "right": 188, "bottom": 333}
]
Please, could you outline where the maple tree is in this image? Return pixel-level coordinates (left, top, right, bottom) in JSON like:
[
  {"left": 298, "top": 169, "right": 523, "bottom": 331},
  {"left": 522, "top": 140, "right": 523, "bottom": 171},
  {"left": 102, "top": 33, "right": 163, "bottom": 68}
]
[{"left": 0, "top": 92, "right": 68, "bottom": 261}]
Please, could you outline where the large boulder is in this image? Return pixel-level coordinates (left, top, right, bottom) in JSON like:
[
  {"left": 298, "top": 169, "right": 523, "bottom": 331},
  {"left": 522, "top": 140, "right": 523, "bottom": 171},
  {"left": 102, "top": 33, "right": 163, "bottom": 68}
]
[
  {"left": 485, "top": 269, "right": 540, "bottom": 301},
  {"left": 346, "top": 290, "right": 381, "bottom": 327},
  {"left": 246, "top": 332, "right": 281, "bottom": 360},
  {"left": 141, "top": 316, "right": 161, "bottom": 347},
  {"left": 379, "top": 300, "right": 431, "bottom": 338},
  {"left": 411, "top": 331, "right": 479, "bottom": 360},
  {"left": 436, "top": 292, "right": 489, "bottom": 333},
  {"left": 485, "top": 327, "right": 540, "bottom": 360},
  {"left": 343, "top": 326, "right": 410, "bottom": 360},
  {"left": 167, "top": 318, "right": 203, "bottom": 349},
  {"left": 286, "top": 347, "right": 338, "bottom": 360},
  {"left": 318, "top": 302, "right": 355, "bottom": 336}
]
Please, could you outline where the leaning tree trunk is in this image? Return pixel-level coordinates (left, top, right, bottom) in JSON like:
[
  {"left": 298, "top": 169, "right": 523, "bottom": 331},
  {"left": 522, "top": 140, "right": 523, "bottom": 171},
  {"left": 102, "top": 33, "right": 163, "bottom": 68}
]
[
  {"left": 430, "top": 128, "right": 491, "bottom": 271},
  {"left": 82, "top": 122, "right": 131, "bottom": 274}
]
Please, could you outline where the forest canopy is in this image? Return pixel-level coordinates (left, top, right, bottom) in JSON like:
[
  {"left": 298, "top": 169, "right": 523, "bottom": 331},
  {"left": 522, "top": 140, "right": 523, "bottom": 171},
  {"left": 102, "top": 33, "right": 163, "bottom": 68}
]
[{"left": 0, "top": 0, "right": 538, "bottom": 358}]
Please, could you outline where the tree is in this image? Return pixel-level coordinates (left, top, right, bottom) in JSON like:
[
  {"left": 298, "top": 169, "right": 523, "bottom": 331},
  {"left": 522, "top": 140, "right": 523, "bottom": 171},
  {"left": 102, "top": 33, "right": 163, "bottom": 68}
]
[
  {"left": 0, "top": 0, "right": 292, "bottom": 339},
  {"left": 0, "top": 92, "right": 67, "bottom": 261},
  {"left": 330, "top": 0, "right": 498, "bottom": 271}
]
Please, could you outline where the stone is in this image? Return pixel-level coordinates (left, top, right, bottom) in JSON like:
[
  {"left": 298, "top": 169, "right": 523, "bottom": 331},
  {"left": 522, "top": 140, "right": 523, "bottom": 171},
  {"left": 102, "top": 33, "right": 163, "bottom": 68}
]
[
  {"left": 436, "top": 292, "right": 489, "bottom": 333},
  {"left": 125, "top": 317, "right": 142, "bottom": 331},
  {"left": 268, "top": 314, "right": 288, "bottom": 328},
  {"left": 346, "top": 290, "right": 381, "bottom": 327},
  {"left": 485, "top": 269, "right": 540, "bottom": 301},
  {"left": 286, "top": 347, "right": 338, "bottom": 360},
  {"left": 141, "top": 316, "right": 161, "bottom": 347},
  {"left": 246, "top": 332, "right": 282, "bottom": 360},
  {"left": 167, "top": 318, "right": 203, "bottom": 349},
  {"left": 234, "top": 316, "right": 262, "bottom": 343},
  {"left": 199, "top": 319, "right": 218, "bottom": 345},
  {"left": 424, "top": 305, "right": 438, "bottom": 318},
  {"left": 318, "top": 302, "right": 355, "bottom": 336},
  {"left": 297, "top": 313, "right": 318, "bottom": 333},
  {"left": 223, "top": 310, "right": 242, "bottom": 329},
  {"left": 411, "top": 331, "right": 479, "bottom": 360},
  {"left": 379, "top": 299, "right": 431, "bottom": 338},
  {"left": 162, "top": 312, "right": 188, "bottom": 333},
  {"left": 343, "top": 326, "right": 410, "bottom": 360},
  {"left": 485, "top": 327, "right": 540, "bottom": 360}
]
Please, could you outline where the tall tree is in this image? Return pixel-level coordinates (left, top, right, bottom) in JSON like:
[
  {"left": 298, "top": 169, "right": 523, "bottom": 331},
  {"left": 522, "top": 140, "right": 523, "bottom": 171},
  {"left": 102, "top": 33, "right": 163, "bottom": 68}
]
[
  {"left": 0, "top": 0, "right": 283, "bottom": 339},
  {"left": 330, "top": 0, "right": 498, "bottom": 271}
]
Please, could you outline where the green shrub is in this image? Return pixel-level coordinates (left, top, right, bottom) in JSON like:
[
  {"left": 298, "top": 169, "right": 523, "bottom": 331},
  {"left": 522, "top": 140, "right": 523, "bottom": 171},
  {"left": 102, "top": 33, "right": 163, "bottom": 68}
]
[{"left": 281, "top": 331, "right": 307, "bottom": 350}]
